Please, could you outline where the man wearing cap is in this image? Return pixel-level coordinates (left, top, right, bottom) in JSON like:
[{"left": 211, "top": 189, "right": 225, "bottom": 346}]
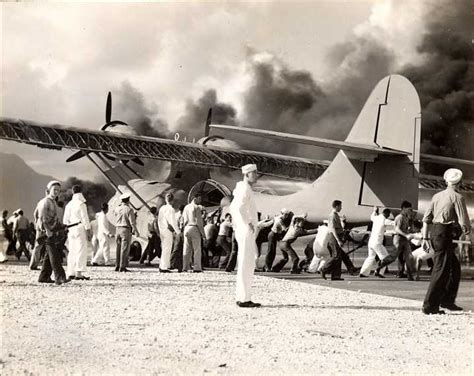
[
  {"left": 158, "top": 192, "right": 180, "bottom": 272},
  {"left": 64, "top": 185, "right": 92, "bottom": 280},
  {"left": 12, "top": 209, "right": 31, "bottom": 261},
  {"left": 264, "top": 208, "right": 290, "bottom": 272},
  {"left": 229, "top": 163, "right": 261, "bottom": 308},
  {"left": 37, "top": 181, "right": 69, "bottom": 285},
  {"left": 421, "top": 168, "right": 471, "bottom": 314},
  {"left": 182, "top": 193, "right": 206, "bottom": 272},
  {"left": 115, "top": 192, "right": 139, "bottom": 272}
]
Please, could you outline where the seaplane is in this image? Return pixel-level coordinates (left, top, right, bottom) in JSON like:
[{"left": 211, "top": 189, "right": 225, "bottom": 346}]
[{"left": 1, "top": 75, "right": 473, "bottom": 253}]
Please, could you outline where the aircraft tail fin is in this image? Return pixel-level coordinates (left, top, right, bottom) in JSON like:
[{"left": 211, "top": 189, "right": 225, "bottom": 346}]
[
  {"left": 264, "top": 75, "right": 422, "bottom": 222},
  {"left": 344, "top": 74, "right": 421, "bottom": 209},
  {"left": 346, "top": 74, "right": 421, "bottom": 163}
]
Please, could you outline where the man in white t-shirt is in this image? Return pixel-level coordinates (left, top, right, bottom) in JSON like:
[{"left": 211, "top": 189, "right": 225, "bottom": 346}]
[{"left": 359, "top": 207, "right": 393, "bottom": 278}]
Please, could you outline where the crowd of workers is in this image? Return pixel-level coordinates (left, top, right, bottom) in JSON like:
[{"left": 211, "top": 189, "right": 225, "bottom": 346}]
[{"left": 0, "top": 166, "right": 470, "bottom": 313}]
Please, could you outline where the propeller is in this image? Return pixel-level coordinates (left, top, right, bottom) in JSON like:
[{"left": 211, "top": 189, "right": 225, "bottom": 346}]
[
  {"left": 101, "top": 92, "right": 128, "bottom": 131},
  {"left": 66, "top": 150, "right": 88, "bottom": 163},
  {"left": 66, "top": 92, "right": 144, "bottom": 167},
  {"left": 204, "top": 108, "right": 212, "bottom": 137}
]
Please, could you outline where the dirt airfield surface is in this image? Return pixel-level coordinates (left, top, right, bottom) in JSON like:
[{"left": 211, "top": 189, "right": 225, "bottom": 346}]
[{"left": 1, "top": 264, "right": 472, "bottom": 375}]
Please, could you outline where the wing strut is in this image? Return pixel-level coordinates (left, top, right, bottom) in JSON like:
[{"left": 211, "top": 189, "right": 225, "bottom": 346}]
[
  {"left": 96, "top": 154, "right": 151, "bottom": 211},
  {"left": 84, "top": 154, "right": 138, "bottom": 211}
]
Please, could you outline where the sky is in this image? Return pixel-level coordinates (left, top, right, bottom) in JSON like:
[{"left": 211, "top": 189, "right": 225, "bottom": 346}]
[{"left": 1, "top": 0, "right": 471, "bottom": 181}]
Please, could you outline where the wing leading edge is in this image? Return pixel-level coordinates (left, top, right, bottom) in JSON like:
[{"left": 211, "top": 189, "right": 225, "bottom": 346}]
[{"left": 0, "top": 118, "right": 327, "bottom": 181}]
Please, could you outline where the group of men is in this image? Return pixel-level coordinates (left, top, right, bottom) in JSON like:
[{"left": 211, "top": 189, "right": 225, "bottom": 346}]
[
  {"left": 1, "top": 163, "right": 470, "bottom": 313},
  {"left": 225, "top": 164, "right": 471, "bottom": 313},
  {"left": 0, "top": 208, "right": 33, "bottom": 262},
  {"left": 138, "top": 191, "right": 207, "bottom": 273}
]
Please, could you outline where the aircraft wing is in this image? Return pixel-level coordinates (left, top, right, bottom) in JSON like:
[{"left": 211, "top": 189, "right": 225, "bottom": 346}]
[
  {"left": 210, "top": 124, "right": 410, "bottom": 157},
  {"left": 211, "top": 124, "right": 474, "bottom": 166},
  {"left": 0, "top": 118, "right": 328, "bottom": 181},
  {"left": 419, "top": 175, "right": 474, "bottom": 193}
]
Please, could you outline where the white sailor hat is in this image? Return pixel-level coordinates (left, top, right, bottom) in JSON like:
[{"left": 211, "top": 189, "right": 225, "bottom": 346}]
[
  {"left": 120, "top": 192, "right": 131, "bottom": 200},
  {"left": 281, "top": 208, "right": 289, "bottom": 214},
  {"left": 241, "top": 164, "right": 257, "bottom": 174},
  {"left": 443, "top": 168, "right": 463, "bottom": 185},
  {"left": 46, "top": 180, "right": 61, "bottom": 190}
]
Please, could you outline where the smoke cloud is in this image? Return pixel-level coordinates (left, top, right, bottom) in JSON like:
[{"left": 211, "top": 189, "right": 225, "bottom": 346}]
[
  {"left": 64, "top": 0, "right": 472, "bottom": 177},
  {"left": 400, "top": 0, "right": 473, "bottom": 167},
  {"left": 176, "top": 89, "right": 237, "bottom": 140},
  {"left": 116, "top": 81, "right": 171, "bottom": 138},
  {"left": 61, "top": 176, "right": 115, "bottom": 215},
  {"left": 206, "top": 0, "right": 473, "bottom": 173}
]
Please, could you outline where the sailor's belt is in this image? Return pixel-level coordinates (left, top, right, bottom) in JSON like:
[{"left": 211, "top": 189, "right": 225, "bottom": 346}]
[
  {"left": 433, "top": 222, "right": 454, "bottom": 226},
  {"left": 66, "top": 222, "right": 81, "bottom": 228}
]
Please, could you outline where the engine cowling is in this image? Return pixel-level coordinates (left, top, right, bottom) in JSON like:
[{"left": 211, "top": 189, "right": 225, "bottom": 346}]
[{"left": 188, "top": 179, "right": 232, "bottom": 209}]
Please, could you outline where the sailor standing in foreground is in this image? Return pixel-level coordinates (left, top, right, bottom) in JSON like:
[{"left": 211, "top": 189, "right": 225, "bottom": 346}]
[
  {"left": 114, "top": 192, "right": 139, "bottom": 272},
  {"left": 421, "top": 168, "right": 471, "bottom": 314},
  {"left": 229, "top": 164, "right": 261, "bottom": 308},
  {"left": 64, "top": 185, "right": 92, "bottom": 280}
]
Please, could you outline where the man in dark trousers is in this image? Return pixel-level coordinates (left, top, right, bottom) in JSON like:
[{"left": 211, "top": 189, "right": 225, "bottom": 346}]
[
  {"left": 37, "top": 181, "right": 69, "bottom": 285},
  {"left": 320, "top": 200, "right": 359, "bottom": 280},
  {"left": 421, "top": 168, "right": 471, "bottom": 314},
  {"left": 139, "top": 206, "right": 161, "bottom": 266},
  {"left": 114, "top": 192, "right": 139, "bottom": 272},
  {"left": 377, "top": 200, "right": 417, "bottom": 280},
  {"left": 12, "top": 209, "right": 31, "bottom": 261},
  {"left": 264, "top": 208, "right": 290, "bottom": 272}
]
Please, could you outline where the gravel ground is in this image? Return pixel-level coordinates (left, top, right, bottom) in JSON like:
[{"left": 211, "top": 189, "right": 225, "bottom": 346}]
[{"left": 1, "top": 264, "right": 472, "bottom": 375}]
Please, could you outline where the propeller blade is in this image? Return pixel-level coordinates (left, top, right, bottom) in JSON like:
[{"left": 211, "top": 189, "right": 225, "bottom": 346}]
[
  {"left": 101, "top": 120, "right": 128, "bottom": 131},
  {"left": 106, "top": 92, "right": 112, "bottom": 124},
  {"left": 132, "top": 157, "right": 144, "bottom": 166},
  {"left": 205, "top": 108, "right": 212, "bottom": 137},
  {"left": 66, "top": 150, "right": 87, "bottom": 162}
]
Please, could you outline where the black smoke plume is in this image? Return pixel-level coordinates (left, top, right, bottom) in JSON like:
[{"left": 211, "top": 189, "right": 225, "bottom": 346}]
[
  {"left": 176, "top": 89, "right": 237, "bottom": 140},
  {"left": 399, "top": 0, "right": 473, "bottom": 175},
  {"left": 116, "top": 81, "right": 171, "bottom": 138},
  {"left": 61, "top": 177, "right": 115, "bottom": 215}
]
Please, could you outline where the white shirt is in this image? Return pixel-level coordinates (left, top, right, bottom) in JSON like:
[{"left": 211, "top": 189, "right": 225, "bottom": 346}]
[
  {"left": 96, "top": 211, "right": 113, "bottom": 237},
  {"left": 229, "top": 181, "right": 258, "bottom": 230},
  {"left": 313, "top": 224, "right": 330, "bottom": 256},
  {"left": 63, "top": 193, "right": 91, "bottom": 230},
  {"left": 369, "top": 213, "right": 393, "bottom": 245},
  {"left": 158, "top": 204, "right": 179, "bottom": 234}
]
